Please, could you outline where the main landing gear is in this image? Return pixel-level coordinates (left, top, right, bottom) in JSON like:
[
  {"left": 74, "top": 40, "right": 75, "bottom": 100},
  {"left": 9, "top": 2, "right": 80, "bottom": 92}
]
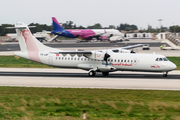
[
  {"left": 88, "top": 71, "right": 96, "bottom": 76},
  {"left": 102, "top": 72, "right": 109, "bottom": 76},
  {"left": 88, "top": 71, "right": 109, "bottom": 76},
  {"left": 163, "top": 72, "right": 168, "bottom": 77}
]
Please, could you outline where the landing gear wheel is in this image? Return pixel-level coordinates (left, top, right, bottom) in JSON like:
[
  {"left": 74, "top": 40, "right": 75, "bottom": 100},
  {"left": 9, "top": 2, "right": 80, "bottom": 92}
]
[
  {"left": 163, "top": 72, "right": 168, "bottom": 77},
  {"left": 102, "top": 72, "right": 109, "bottom": 76},
  {"left": 163, "top": 74, "right": 167, "bottom": 77},
  {"left": 88, "top": 71, "right": 96, "bottom": 76}
]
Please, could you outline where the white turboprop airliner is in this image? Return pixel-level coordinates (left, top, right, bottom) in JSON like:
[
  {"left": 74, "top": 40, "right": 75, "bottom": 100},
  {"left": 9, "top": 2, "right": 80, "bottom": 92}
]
[{"left": 8, "top": 22, "right": 176, "bottom": 77}]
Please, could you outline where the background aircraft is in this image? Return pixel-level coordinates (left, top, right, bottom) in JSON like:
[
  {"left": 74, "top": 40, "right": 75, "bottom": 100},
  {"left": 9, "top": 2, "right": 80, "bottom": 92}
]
[
  {"left": 8, "top": 22, "right": 176, "bottom": 77},
  {"left": 51, "top": 17, "right": 123, "bottom": 41}
]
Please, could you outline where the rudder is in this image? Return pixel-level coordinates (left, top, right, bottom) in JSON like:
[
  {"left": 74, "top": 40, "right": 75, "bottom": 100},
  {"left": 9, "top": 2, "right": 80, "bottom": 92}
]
[{"left": 52, "top": 17, "right": 64, "bottom": 32}]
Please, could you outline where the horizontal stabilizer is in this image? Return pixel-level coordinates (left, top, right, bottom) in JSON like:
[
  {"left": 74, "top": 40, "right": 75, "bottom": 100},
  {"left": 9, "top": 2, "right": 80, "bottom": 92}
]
[
  {"left": 6, "top": 26, "right": 36, "bottom": 29},
  {"left": 6, "top": 27, "right": 26, "bottom": 29}
]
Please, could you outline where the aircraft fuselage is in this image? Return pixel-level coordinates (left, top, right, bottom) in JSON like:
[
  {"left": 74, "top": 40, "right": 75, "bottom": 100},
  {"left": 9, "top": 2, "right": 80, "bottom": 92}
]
[{"left": 15, "top": 51, "right": 176, "bottom": 73}]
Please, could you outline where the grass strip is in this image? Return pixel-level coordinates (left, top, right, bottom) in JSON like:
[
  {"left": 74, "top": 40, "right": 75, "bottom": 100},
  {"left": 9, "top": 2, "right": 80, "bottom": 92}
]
[
  {"left": 0, "top": 87, "right": 180, "bottom": 119},
  {"left": 0, "top": 56, "right": 52, "bottom": 68}
]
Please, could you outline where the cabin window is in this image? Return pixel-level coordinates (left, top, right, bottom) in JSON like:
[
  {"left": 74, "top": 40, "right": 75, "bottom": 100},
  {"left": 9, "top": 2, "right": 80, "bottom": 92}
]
[
  {"left": 128, "top": 60, "right": 129, "bottom": 62},
  {"left": 84, "top": 58, "right": 86, "bottom": 61},
  {"left": 74, "top": 58, "right": 76, "bottom": 60},
  {"left": 114, "top": 59, "right": 116, "bottom": 62},
  {"left": 111, "top": 59, "right": 113, "bottom": 62},
  {"left": 62, "top": 57, "right": 64, "bottom": 60},
  {"left": 131, "top": 60, "right": 133, "bottom": 62},
  {"left": 71, "top": 58, "right": 73, "bottom": 60},
  {"left": 68, "top": 58, "right": 70, "bottom": 60},
  {"left": 121, "top": 60, "right": 123, "bottom": 62},
  {"left": 59, "top": 57, "right": 61, "bottom": 60},
  {"left": 134, "top": 60, "right": 136, "bottom": 63},
  {"left": 118, "top": 60, "right": 120, "bottom": 62},
  {"left": 124, "top": 60, "right": 126, "bottom": 62},
  {"left": 108, "top": 59, "right": 110, "bottom": 62},
  {"left": 81, "top": 58, "right": 83, "bottom": 60},
  {"left": 65, "top": 58, "right": 67, "bottom": 60}
]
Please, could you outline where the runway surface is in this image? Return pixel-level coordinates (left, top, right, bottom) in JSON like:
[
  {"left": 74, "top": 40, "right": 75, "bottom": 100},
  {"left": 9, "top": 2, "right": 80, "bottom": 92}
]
[{"left": 0, "top": 68, "right": 180, "bottom": 90}]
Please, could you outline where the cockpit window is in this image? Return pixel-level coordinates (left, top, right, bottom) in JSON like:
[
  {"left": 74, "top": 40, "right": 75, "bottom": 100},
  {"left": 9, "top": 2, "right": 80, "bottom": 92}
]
[
  {"left": 156, "top": 57, "right": 169, "bottom": 61},
  {"left": 163, "top": 58, "right": 168, "bottom": 61}
]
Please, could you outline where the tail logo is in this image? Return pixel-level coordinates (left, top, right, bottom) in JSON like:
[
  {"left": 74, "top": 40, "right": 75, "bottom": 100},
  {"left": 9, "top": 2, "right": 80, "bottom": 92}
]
[{"left": 21, "top": 29, "right": 42, "bottom": 63}]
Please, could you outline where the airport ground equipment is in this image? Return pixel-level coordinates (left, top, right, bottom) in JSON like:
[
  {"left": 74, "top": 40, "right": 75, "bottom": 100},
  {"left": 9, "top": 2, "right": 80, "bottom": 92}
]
[
  {"left": 142, "top": 44, "right": 150, "bottom": 50},
  {"left": 157, "top": 33, "right": 180, "bottom": 50}
]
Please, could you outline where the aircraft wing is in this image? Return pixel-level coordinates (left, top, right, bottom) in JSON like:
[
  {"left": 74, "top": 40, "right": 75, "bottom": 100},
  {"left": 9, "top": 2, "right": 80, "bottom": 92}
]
[
  {"left": 86, "top": 32, "right": 107, "bottom": 38},
  {"left": 52, "top": 51, "right": 107, "bottom": 61},
  {"left": 52, "top": 44, "right": 143, "bottom": 55},
  {"left": 56, "top": 51, "right": 92, "bottom": 54},
  {"left": 51, "top": 44, "right": 143, "bottom": 61}
]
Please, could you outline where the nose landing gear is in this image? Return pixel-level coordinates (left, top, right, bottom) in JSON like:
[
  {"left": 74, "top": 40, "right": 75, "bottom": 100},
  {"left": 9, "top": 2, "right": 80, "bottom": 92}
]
[{"left": 163, "top": 72, "right": 168, "bottom": 77}]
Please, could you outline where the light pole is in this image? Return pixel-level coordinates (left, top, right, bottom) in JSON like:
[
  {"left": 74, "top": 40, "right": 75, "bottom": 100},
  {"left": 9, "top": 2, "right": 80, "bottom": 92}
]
[{"left": 158, "top": 19, "right": 162, "bottom": 33}]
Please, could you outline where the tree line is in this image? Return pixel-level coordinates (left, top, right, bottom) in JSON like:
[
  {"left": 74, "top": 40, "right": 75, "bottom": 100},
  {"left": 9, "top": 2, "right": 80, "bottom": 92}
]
[
  {"left": 0, "top": 21, "right": 139, "bottom": 36},
  {"left": 0, "top": 21, "right": 179, "bottom": 36}
]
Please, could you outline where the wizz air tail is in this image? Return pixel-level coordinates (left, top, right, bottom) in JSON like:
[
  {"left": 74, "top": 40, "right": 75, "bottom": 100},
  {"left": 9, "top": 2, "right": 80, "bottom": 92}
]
[{"left": 52, "top": 17, "right": 65, "bottom": 32}]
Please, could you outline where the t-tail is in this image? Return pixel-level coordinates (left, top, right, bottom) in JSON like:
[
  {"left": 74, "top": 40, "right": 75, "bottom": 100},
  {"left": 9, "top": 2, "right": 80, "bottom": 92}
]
[
  {"left": 52, "top": 17, "right": 65, "bottom": 33},
  {"left": 8, "top": 22, "right": 59, "bottom": 63}
]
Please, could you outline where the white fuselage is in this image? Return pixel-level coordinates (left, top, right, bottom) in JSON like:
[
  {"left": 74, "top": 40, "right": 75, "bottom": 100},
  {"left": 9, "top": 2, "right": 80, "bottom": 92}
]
[{"left": 15, "top": 51, "right": 176, "bottom": 73}]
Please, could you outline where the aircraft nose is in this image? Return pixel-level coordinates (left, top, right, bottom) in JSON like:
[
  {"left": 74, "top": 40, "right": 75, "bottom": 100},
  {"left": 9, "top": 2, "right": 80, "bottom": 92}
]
[{"left": 169, "top": 62, "right": 177, "bottom": 70}]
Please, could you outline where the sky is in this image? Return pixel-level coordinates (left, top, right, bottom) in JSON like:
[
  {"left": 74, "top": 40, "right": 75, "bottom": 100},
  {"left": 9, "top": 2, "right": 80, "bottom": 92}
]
[{"left": 0, "top": 0, "right": 180, "bottom": 29}]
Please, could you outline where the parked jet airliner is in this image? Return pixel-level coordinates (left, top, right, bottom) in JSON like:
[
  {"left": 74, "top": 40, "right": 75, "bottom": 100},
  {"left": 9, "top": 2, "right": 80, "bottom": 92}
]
[
  {"left": 8, "top": 22, "right": 176, "bottom": 77},
  {"left": 51, "top": 17, "right": 122, "bottom": 41}
]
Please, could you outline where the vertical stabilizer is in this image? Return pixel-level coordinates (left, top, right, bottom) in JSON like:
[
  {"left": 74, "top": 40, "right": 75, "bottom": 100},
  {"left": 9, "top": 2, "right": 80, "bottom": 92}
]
[
  {"left": 13, "top": 22, "right": 59, "bottom": 63},
  {"left": 52, "top": 17, "right": 64, "bottom": 31},
  {"left": 14, "top": 22, "right": 58, "bottom": 52}
]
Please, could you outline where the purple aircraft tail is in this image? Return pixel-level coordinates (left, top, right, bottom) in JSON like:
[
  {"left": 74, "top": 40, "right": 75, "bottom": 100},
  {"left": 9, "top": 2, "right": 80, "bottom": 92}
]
[{"left": 52, "top": 17, "right": 64, "bottom": 31}]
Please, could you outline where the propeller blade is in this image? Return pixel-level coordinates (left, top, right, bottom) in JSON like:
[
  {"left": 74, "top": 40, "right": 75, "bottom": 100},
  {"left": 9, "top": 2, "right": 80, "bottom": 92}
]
[{"left": 104, "top": 53, "right": 111, "bottom": 65}]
